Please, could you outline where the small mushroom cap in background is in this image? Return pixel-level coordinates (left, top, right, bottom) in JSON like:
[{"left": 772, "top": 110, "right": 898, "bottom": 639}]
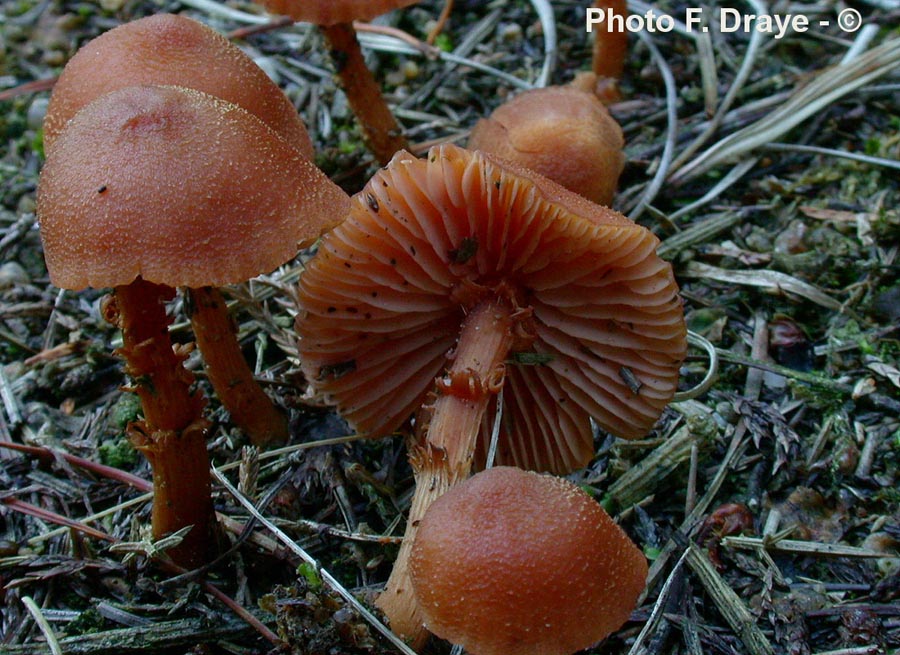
[
  {"left": 37, "top": 85, "right": 349, "bottom": 290},
  {"left": 468, "top": 84, "right": 624, "bottom": 206},
  {"left": 42, "top": 13, "right": 314, "bottom": 159},
  {"left": 409, "top": 466, "right": 648, "bottom": 655},
  {"left": 296, "top": 144, "right": 685, "bottom": 474},
  {"left": 257, "top": 0, "right": 420, "bottom": 24}
]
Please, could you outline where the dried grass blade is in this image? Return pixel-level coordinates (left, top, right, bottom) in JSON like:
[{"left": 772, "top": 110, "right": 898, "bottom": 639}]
[
  {"left": 21, "top": 596, "right": 63, "bottom": 655},
  {"left": 657, "top": 212, "right": 742, "bottom": 260},
  {"left": 672, "top": 38, "right": 900, "bottom": 183},
  {"left": 682, "top": 261, "right": 843, "bottom": 311}
]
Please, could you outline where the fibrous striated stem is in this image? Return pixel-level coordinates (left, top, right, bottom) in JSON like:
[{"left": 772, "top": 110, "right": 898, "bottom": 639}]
[
  {"left": 105, "top": 278, "right": 213, "bottom": 568},
  {"left": 320, "top": 22, "right": 410, "bottom": 165},
  {"left": 188, "top": 286, "right": 288, "bottom": 448},
  {"left": 376, "top": 296, "right": 514, "bottom": 643}
]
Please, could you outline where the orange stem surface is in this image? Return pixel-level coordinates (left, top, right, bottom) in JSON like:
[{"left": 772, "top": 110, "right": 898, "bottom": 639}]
[
  {"left": 106, "top": 278, "right": 213, "bottom": 568},
  {"left": 321, "top": 22, "right": 410, "bottom": 165},
  {"left": 188, "top": 286, "right": 288, "bottom": 448},
  {"left": 376, "top": 296, "right": 514, "bottom": 642},
  {"left": 591, "top": 0, "right": 628, "bottom": 81}
]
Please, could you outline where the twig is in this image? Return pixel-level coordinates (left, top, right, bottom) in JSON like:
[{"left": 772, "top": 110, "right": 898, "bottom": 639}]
[
  {"left": 426, "top": 0, "right": 454, "bottom": 44},
  {"left": 0, "top": 442, "right": 152, "bottom": 491},
  {"left": 684, "top": 544, "right": 774, "bottom": 655},
  {"left": 644, "top": 419, "right": 749, "bottom": 593},
  {"left": 723, "top": 535, "right": 891, "bottom": 558},
  {"left": 715, "top": 349, "right": 900, "bottom": 413},
  {"left": 744, "top": 311, "right": 769, "bottom": 401}
]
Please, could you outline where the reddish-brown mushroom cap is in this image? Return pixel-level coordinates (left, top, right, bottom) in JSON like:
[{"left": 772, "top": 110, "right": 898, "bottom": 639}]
[
  {"left": 257, "top": 0, "right": 420, "bottom": 24},
  {"left": 468, "top": 84, "right": 625, "bottom": 207},
  {"left": 42, "top": 13, "right": 314, "bottom": 159},
  {"left": 296, "top": 143, "right": 685, "bottom": 473},
  {"left": 37, "top": 84, "right": 349, "bottom": 290},
  {"left": 409, "top": 466, "right": 648, "bottom": 655}
]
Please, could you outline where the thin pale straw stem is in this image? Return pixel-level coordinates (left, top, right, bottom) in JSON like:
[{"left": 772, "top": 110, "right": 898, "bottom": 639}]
[
  {"left": 672, "top": 331, "right": 719, "bottom": 402},
  {"left": 627, "top": 29, "right": 678, "bottom": 220},
  {"left": 669, "top": 0, "right": 768, "bottom": 173},
  {"left": 21, "top": 596, "right": 63, "bottom": 655}
]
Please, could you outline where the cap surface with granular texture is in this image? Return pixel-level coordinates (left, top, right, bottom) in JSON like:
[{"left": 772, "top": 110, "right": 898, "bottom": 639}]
[
  {"left": 409, "top": 466, "right": 648, "bottom": 655},
  {"left": 258, "top": 0, "right": 419, "bottom": 24},
  {"left": 295, "top": 144, "right": 685, "bottom": 473},
  {"left": 468, "top": 85, "right": 624, "bottom": 206},
  {"left": 42, "top": 13, "right": 314, "bottom": 159},
  {"left": 37, "top": 85, "right": 349, "bottom": 290}
]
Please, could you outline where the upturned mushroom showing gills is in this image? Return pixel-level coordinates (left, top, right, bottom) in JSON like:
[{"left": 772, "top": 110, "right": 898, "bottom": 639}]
[
  {"left": 254, "top": 0, "right": 416, "bottom": 164},
  {"left": 468, "top": 81, "right": 625, "bottom": 206},
  {"left": 37, "top": 84, "right": 349, "bottom": 567},
  {"left": 41, "top": 12, "right": 325, "bottom": 446},
  {"left": 295, "top": 143, "right": 686, "bottom": 637},
  {"left": 410, "top": 466, "right": 648, "bottom": 655}
]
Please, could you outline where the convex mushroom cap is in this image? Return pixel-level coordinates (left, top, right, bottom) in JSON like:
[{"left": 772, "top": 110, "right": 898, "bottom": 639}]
[
  {"left": 409, "top": 466, "right": 648, "bottom": 655},
  {"left": 296, "top": 144, "right": 685, "bottom": 473},
  {"left": 37, "top": 84, "right": 348, "bottom": 290},
  {"left": 468, "top": 83, "right": 625, "bottom": 206},
  {"left": 42, "top": 13, "right": 314, "bottom": 159},
  {"left": 257, "top": 0, "right": 419, "bottom": 24}
]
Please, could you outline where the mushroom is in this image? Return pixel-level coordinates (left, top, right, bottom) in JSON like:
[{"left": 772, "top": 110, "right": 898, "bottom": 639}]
[
  {"left": 42, "top": 13, "right": 314, "bottom": 160},
  {"left": 254, "top": 0, "right": 417, "bottom": 164},
  {"left": 295, "top": 143, "right": 685, "bottom": 637},
  {"left": 409, "top": 466, "right": 648, "bottom": 655},
  {"left": 590, "top": 0, "right": 628, "bottom": 101},
  {"left": 468, "top": 82, "right": 625, "bottom": 206},
  {"left": 42, "top": 13, "right": 328, "bottom": 446},
  {"left": 37, "top": 84, "right": 349, "bottom": 566}
]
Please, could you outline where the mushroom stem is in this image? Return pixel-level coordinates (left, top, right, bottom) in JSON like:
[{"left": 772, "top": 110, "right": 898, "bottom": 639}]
[
  {"left": 377, "top": 295, "right": 515, "bottom": 641},
  {"left": 591, "top": 0, "right": 628, "bottom": 81},
  {"left": 188, "top": 286, "right": 288, "bottom": 447},
  {"left": 320, "top": 22, "right": 410, "bottom": 165},
  {"left": 106, "top": 279, "right": 204, "bottom": 432},
  {"left": 104, "top": 278, "right": 213, "bottom": 567},
  {"left": 131, "top": 419, "right": 213, "bottom": 568}
]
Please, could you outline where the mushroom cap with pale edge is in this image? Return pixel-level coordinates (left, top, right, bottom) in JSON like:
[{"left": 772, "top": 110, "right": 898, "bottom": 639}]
[
  {"left": 37, "top": 85, "right": 349, "bottom": 290},
  {"left": 409, "top": 466, "right": 648, "bottom": 655},
  {"left": 295, "top": 144, "right": 686, "bottom": 472},
  {"left": 258, "top": 0, "right": 419, "bottom": 24},
  {"left": 468, "top": 85, "right": 625, "bottom": 207},
  {"left": 42, "top": 13, "right": 314, "bottom": 160}
]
